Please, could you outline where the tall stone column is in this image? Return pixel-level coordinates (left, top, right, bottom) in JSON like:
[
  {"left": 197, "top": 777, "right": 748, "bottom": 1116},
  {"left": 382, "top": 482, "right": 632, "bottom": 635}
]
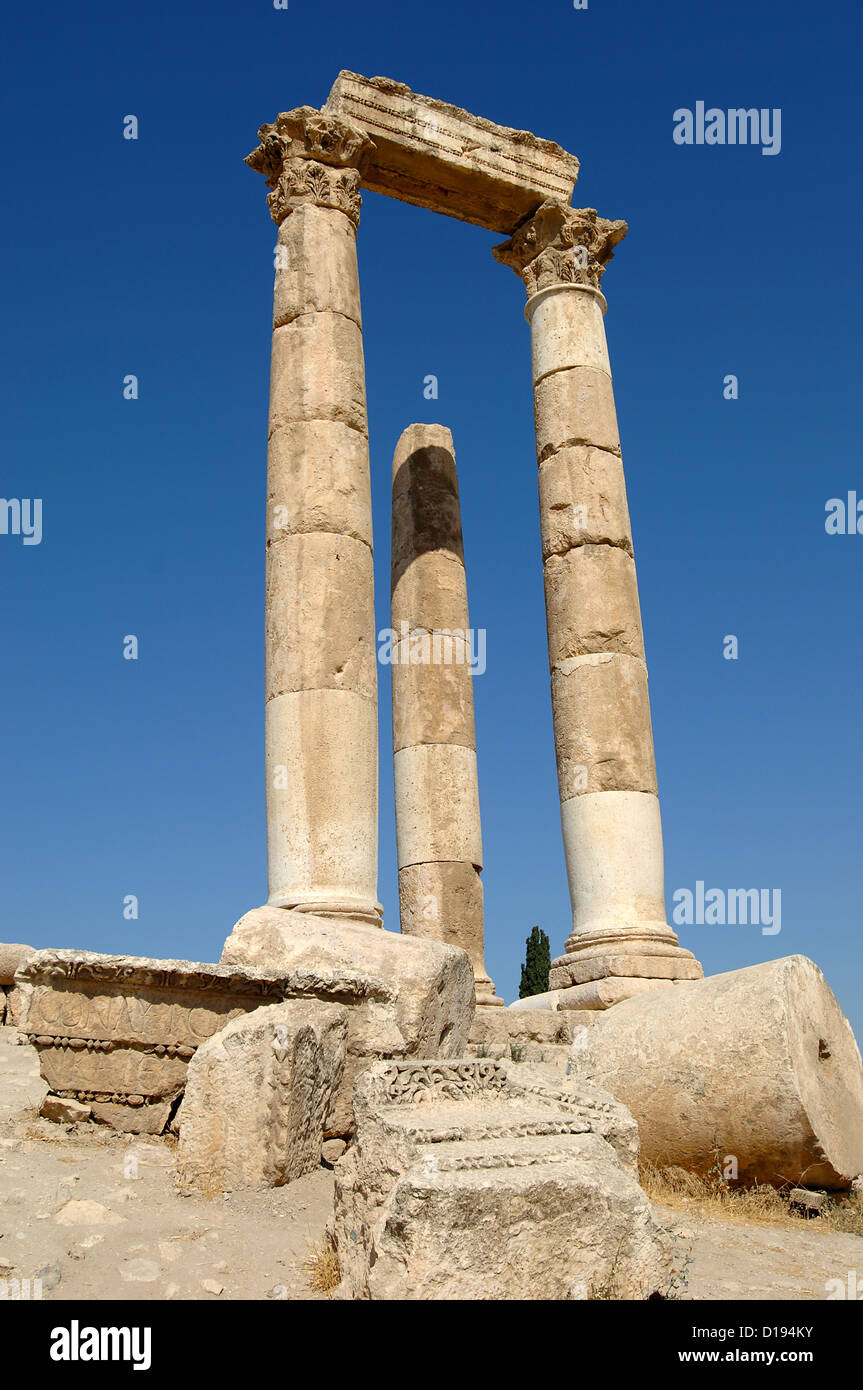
[
  {"left": 246, "top": 107, "right": 382, "bottom": 928},
  {"left": 494, "top": 202, "right": 701, "bottom": 1007},
  {"left": 390, "top": 424, "right": 501, "bottom": 1006}
]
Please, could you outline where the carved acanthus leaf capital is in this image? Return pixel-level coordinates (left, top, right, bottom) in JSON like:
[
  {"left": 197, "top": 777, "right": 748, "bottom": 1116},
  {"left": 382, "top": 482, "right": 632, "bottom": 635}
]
[
  {"left": 245, "top": 106, "right": 377, "bottom": 227},
  {"left": 493, "top": 201, "right": 627, "bottom": 296}
]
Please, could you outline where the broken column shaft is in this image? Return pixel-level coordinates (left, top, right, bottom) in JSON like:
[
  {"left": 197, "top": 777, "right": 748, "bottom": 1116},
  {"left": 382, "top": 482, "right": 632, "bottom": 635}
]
[{"left": 390, "top": 424, "right": 500, "bottom": 1005}]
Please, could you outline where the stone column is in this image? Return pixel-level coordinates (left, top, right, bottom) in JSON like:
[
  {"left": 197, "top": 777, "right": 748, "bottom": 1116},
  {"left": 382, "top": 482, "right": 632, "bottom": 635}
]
[
  {"left": 494, "top": 201, "right": 701, "bottom": 1006},
  {"left": 391, "top": 424, "right": 501, "bottom": 1006},
  {"left": 246, "top": 107, "right": 382, "bottom": 928}
]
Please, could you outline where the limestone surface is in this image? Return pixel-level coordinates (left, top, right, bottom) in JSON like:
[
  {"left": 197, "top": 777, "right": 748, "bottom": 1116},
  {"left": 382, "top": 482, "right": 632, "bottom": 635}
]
[
  {"left": 177, "top": 1000, "right": 348, "bottom": 1192},
  {"left": 332, "top": 1059, "right": 670, "bottom": 1299}
]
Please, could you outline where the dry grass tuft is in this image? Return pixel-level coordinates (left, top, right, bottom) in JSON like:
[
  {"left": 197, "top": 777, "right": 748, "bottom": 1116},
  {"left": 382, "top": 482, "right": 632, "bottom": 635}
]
[
  {"left": 303, "top": 1238, "right": 340, "bottom": 1294},
  {"left": 642, "top": 1160, "right": 863, "bottom": 1236}
]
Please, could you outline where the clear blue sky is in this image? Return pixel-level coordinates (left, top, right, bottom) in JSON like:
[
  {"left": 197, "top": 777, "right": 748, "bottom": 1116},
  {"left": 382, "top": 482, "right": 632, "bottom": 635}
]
[{"left": 3, "top": 0, "right": 862, "bottom": 1037}]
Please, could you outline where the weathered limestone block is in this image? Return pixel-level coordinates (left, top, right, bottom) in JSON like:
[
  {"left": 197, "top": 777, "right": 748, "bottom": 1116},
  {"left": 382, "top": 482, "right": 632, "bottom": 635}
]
[
  {"left": 272, "top": 202, "right": 363, "bottom": 328},
  {"left": 390, "top": 634, "right": 475, "bottom": 751},
  {"left": 221, "top": 907, "right": 475, "bottom": 1136},
  {"left": 325, "top": 71, "right": 580, "bottom": 234},
  {"left": 0, "top": 986, "right": 5, "bottom": 1025},
  {"left": 533, "top": 366, "right": 620, "bottom": 461},
  {"left": 391, "top": 552, "right": 470, "bottom": 634},
  {"left": 266, "top": 420, "right": 374, "bottom": 547},
  {"left": 268, "top": 313, "right": 368, "bottom": 433},
  {"left": 177, "top": 1000, "right": 348, "bottom": 1192},
  {"left": 529, "top": 284, "right": 611, "bottom": 381},
  {"left": 538, "top": 445, "right": 632, "bottom": 559},
  {"left": 569, "top": 956, "right": 863, "bottom": 1188},
  {"left": 398, "top": 861, "right": 485, "bottom": 968},
  {"left": 266, "top": 533, "right": 376, "bottom": 698},
  {"left": 332, "top": 1059, "right": 670, "bottom": 1299},
  {"left": 469, "top": 1005, "right": 571, "bottom": 1047},
  {"left": 551, "top": 656, "right": 657, "bottom": 797},
  {"left": 265, "top": 688, "right": 378, "bottom": 917},
  {"left": 15, "top": 949, "right": 369, "bottom": 1136},
  {"left": 544, "top": 545, "right": 645, "bottom": 664},
  {"left": 556, "top": 791, "right": 670, "bottom": 939},
  {"left": 41, "top": 1094, "right": 92, "bottom": 1124},
  {"left": 393, "top": 744, "right": 483, "bottom": 868}
]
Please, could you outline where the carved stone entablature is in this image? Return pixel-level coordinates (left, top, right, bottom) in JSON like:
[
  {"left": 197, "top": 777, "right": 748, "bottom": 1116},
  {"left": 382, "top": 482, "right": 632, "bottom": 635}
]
[
  {"left": 245, "top": 106, "right": 376, "bottom": 227},
  {"left": 17, "top": 949, "right": 379, "bottom": 1134},
  {"left": 374, "top": 1058, "right": 508, "bottom": 1105},
  {"left": 493, "top": 200, "right": 627, "bottom": 296}
]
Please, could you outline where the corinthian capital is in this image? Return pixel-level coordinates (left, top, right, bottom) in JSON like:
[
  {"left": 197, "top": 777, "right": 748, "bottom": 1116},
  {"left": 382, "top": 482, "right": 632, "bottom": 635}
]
[
  {"left": 493, "top": 201, "right": 627, "bottom": 297},
  {"left": 245, "top": 106, "right": 377, "bottom": 227}
]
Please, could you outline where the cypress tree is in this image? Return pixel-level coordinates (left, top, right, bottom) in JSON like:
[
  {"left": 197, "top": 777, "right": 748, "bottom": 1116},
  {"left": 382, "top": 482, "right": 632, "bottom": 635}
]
[{"left": 519, "top": 925, "right": 551, "bottom": 998}]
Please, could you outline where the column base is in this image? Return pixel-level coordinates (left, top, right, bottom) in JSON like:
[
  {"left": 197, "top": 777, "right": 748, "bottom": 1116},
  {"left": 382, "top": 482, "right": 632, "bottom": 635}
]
[
  {"left": 474, "top": 975, "right": 505, "bottom": 1008},
  {"left": 268, "top": 896, "right": 384, "bottom": 930},
  {"left": 550, "top": 926, "right": 702, "bottom": 1005}
]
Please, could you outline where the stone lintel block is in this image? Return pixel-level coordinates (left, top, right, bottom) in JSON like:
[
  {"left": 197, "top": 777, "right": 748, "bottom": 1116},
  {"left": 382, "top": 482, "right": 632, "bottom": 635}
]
[
  {"left": 265, "top": 689, "right": 378, "bottom": 910},
  {"left": 326, "top": 72, "right": 580, "bottom": 234},
  {"left": 394, "top": 744, "right": 483, "bottom": 869},
  {"left": 266, "top": 532, "right": 376, "bottom": 700},
  {"left": 269, "top": 313, "right": 368, "bottom": 434},
  {"left": 391, "top": 633, "right": 476, "bottom": 751},
  {"left": 538, "top": 446, "right": 632, "bottom": 560},
  {"left": 548, "top": 974, "right": 675, "bottom": 1008},
  {"left": 398, "top": 861, "right": 485, "bottom": 975},
  {"left": 273, "top": 202, "right": 362, "bottom": 328},
  {"left": 266, "top": 421, "right": 373, "bottom": 547},
  {"left": 552, "top": 655, "right": 657, "bottom": 797},
  {"left": 545, "top": 544, "right": 645, "bottom": 665},
  {"left": 534, "top": 366, "right": 620, "bottom": 461},
  {"left": 529, "top": 286, "right": 610, "bottom": 383},
  {"left": 391, "top": 551, "right": 470, "bottom": 635}
]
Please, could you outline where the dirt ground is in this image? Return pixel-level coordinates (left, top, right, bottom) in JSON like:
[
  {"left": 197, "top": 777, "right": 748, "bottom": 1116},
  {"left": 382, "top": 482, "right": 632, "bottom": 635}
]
[{"left": 2, "top": 1026, "right": 861, "bottom": 1302}]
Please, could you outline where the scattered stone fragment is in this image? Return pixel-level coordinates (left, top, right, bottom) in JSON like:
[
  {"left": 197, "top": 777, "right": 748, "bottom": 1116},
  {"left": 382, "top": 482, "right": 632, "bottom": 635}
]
[
  {"left": 787, "top": 1188, "right": 827, "bottom": 1218},
  {"left": 40, "top": 1094, "right": 91, "bottom": 1125},
  {"left": 54, "top": 1200, "right": 124, "bottom": 1227},
  {"left": 321, "top": 1139, "right": 346, "bottom": 1166},
  {"left": 119, "top": 1258, "right": 160, "bottom": 1283},
  {"left": 201, "top": 1278, "right": 224, "bottom": 1296},
  {"left": 177, "top": 999, "right": 348, "bottom": 1192}
]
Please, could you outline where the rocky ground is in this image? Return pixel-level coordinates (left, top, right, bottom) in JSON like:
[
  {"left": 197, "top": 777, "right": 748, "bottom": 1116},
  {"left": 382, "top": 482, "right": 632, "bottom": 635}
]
[{"left": 1, "top": 1026, "right": 861, "bottom": 1302}]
